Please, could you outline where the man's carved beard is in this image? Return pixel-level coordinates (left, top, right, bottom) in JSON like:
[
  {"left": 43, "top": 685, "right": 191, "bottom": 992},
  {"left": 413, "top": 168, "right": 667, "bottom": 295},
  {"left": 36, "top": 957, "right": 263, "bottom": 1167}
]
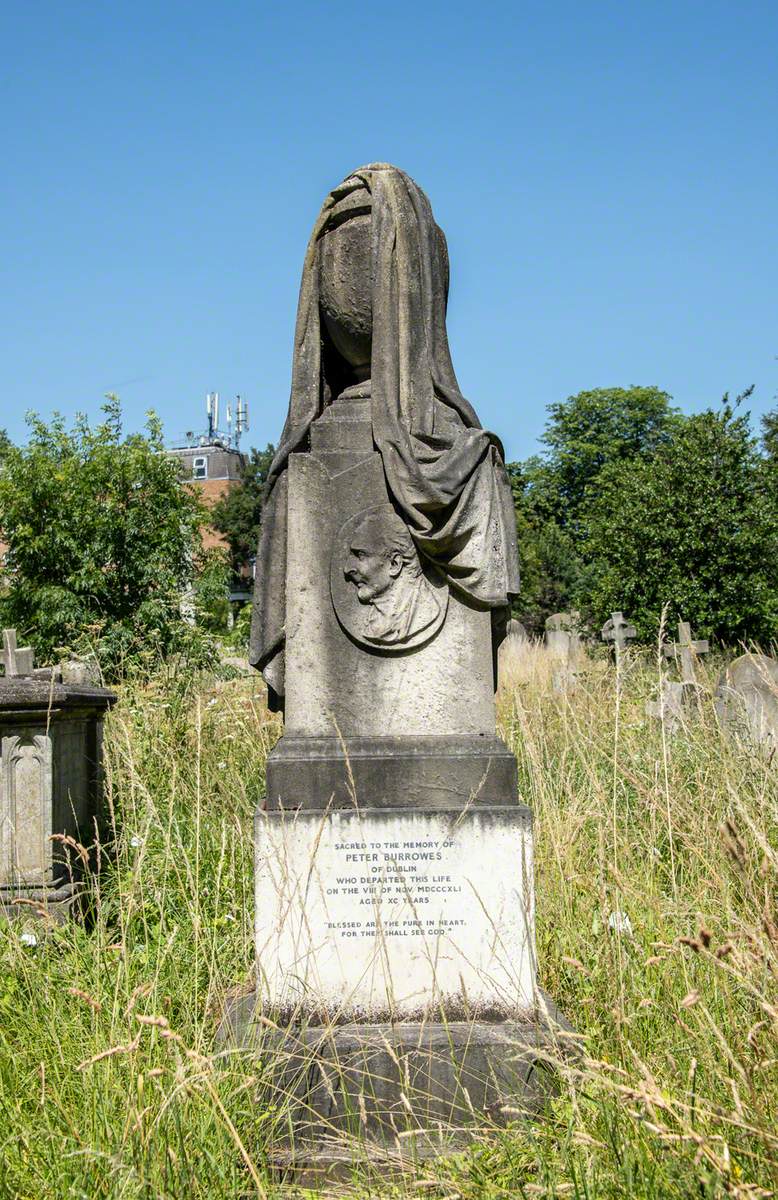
[{"left": 361, "top": 571, "right": 441, "bottom": 645}]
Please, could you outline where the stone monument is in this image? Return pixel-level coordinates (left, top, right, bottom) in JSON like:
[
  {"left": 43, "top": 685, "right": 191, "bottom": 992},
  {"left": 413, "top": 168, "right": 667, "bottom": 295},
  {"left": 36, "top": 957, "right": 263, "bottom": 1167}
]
[
  {"left": 544, "top": 611, "right": 581, "bottom": 659},
  {"left": 715, "top": 653, "right": 778, "bottom": 756},
  {"left": 601, "top": 611, "right": 637, "bottom": 657},
  {"left": 545, "top": 611, "right": 582, "bottom": 692},
  {"left": 228, "top": 165, "right": 569, "bottom": 1160},
  {"left": 0, "top": 631, "right": 116, "bottom": 919},
  {"left": 647, "top": 619, "right": 710, "bottom": 732}
]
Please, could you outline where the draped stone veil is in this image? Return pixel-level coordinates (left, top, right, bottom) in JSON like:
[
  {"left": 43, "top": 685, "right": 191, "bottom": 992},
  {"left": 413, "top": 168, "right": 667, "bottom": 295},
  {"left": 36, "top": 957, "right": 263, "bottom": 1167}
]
[{"left": 250, "top": 164, "right": 520, "bottom": 710}]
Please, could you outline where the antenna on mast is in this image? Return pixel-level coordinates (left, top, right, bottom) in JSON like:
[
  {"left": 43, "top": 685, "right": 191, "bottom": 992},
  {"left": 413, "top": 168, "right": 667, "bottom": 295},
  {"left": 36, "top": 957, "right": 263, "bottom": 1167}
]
[
  {"left": 235, "top": 394, "right": 249, "bottom": 448},
  {"left": 206, "top": 391, "right": 214, "bottom": 439}
]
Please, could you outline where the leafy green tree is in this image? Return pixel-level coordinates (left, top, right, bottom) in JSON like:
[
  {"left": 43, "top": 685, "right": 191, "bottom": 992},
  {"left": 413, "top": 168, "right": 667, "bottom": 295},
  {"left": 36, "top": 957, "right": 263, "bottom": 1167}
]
[
  {"left": 506, "top": 462, "right": 583, "bottom": 634},
  {"left": 580, "top": 396, "right": 778, "bottom": 645},
  {"left": 530, "top": 386, "right": 680, "bottom": 531},
  {"left": 192, "top": 548, "right": 232, "bottom": 633},
  {"left": 210, "top": 443, "right": 275, "bottom": 579},
  {"left": 762, "top": 407, "right": 778, "bottom": 462},
  {"left": 0, "top": 430, "right": 11, "bottom": 462},
  {"left": 0, "top": 398, "right": 204, "bottom": 670}
]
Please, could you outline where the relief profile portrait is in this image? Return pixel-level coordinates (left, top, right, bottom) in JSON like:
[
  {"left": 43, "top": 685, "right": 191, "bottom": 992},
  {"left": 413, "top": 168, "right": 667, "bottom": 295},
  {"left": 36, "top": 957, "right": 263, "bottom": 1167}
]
[{"left": 331, "top": 504, "right": 447, "bottom": 651}]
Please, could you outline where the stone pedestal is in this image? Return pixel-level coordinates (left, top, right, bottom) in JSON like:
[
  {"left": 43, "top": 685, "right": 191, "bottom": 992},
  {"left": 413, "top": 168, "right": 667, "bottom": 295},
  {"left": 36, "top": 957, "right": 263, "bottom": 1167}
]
[
  {"left": 256, "top": 803, "right": 535, "bottom": 1021},
  {"left": 0, "top": 678, "right": 116, "bottom": 918},
  {"left": 221, "top": 1006, "right": 570, "bottom": 1170},
  {"left": 227, "top": 395, "right": 568, "bottom": 1161}
]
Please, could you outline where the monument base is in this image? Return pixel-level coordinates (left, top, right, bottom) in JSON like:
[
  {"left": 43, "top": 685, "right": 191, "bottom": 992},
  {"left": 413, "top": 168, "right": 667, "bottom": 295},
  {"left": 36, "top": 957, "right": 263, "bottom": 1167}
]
[
  {"left": 220, "top": 998, "right": 574, "bottom": 1169},
  {"left": 265, "top": 733, "right": 518, "bottom": 810},
  {"left": 1, "top": 881, "right": 81, "bottom": 925}
]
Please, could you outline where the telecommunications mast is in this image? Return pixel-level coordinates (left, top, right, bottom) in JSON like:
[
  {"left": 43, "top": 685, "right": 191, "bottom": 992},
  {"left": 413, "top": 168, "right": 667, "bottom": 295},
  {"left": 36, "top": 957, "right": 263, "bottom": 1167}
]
[
  {"left": 206, "top": 390, "right": 220, "bottom": 440},
  {"left": 234, "top": 394, "right": 249, "bottom": 449}
]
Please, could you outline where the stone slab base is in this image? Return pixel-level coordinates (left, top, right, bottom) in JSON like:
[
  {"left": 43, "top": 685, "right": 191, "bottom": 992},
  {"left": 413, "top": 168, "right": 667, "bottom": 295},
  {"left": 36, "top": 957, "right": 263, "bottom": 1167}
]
[
  {"left": 265, "top": 733, "right": 518, "bottom": 810},
  {"left": 220, "top": 995, "right": 574, "bottom": 1169},
  {"left": 0, "top": 882, "right": 79, "bottom": 925}
]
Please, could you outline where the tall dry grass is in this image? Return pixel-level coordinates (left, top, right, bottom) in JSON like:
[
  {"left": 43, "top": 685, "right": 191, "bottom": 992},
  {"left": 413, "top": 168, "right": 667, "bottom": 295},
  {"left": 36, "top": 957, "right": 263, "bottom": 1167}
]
[{"left": 0, "top": 644, "right": 775, "bottom": 1198}]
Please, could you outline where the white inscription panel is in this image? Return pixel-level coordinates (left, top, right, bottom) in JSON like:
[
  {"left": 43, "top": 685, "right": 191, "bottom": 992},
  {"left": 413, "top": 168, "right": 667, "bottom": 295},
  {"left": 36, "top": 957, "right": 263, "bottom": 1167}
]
[{"left": 255, "top": 807, "right": 536, "bottom": 1019}]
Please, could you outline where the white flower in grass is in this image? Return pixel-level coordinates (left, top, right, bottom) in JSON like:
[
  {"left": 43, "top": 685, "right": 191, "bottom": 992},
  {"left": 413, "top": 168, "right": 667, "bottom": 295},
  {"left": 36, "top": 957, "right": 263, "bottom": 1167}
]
[
  {"left": 20, "top": 931, "right": 38, "bottom": 948},
  {"left": 129, "top": 835, "right": 143, "bottom": 849},
  {"left": 608, "top": 911, "right": 633, "bottom": 937},
  {"left": 217, "top": 761, "right": 227, "bottom": 770}
]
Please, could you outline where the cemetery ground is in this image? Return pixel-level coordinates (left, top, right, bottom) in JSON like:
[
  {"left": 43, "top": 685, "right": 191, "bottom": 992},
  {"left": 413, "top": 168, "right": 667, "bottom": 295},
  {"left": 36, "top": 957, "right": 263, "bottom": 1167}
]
[{"left": 0, "top": 643, "right": 776, "bottom": 1200}]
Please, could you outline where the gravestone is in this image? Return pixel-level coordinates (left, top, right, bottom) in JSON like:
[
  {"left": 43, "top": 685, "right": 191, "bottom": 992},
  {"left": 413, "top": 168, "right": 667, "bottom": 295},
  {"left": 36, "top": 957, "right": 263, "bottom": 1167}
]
[
  {"left": 545, "top": 612, "right": 582, "bottom": 692},
  {"left": 715, "top": 653, "right": 778, "bottom": 756},
  {"left": 601, "top": 611, "right": 636, "bottom": 656},
  {"left": 647, "top": 620, "right": 710, "bottom": 732},
  {"left": 545, "top": 611, "right": 580, "bottom": 657},
  {"left": 507, "top": 618, "right": 528, "bottom": 641},
  {"left": 225, "top": 164, "right": 570, "bottom": 1162},
  {"left": 0, "top": 631, "right": 116, "bottom": 918},
  {"left": 663, "top": 620, "right": 709, "bottom": 690},
  {"left": 0, "top": 630, "right": 35, "bottom": 678},
  {"left": 645, "top": 680, "right": 686, "bottom": 735}
]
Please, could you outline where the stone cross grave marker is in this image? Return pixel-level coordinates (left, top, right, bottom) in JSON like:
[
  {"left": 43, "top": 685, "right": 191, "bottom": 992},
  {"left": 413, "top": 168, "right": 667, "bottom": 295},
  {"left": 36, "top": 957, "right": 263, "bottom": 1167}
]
[
  {"left": 647, "top": 619, "right": 709, "bottom": 732},
  {"left": 0, "top": 630, "right": 35, "bottom": 678},
  {"left": 601, "top": 611, "right": 636, "bottom": 656},
  {"left": 662, "top": 620, "right": 709, "bottom": 689}
]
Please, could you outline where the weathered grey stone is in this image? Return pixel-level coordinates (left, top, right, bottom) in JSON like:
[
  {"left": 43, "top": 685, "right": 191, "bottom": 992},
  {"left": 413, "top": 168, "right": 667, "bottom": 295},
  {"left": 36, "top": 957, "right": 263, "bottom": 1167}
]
[
  {"left": 255, "top": 804, "right": 535, "bottom": 1022},
  {"left": 219, "top": 654, "right": 252, "bottom": 675},
  {"left": 220, "top": 1001, "right": 575, "bottom": 1167},
  {"left": 545, "top": 611, "right": 581, "bottom": 657},
  {"left": 662, "top": 620, "right": 709, "bottom": 689},
  {"left": 228, "top": 166, "right": 568, "bottom": 1158},
  {"left": 715, "top": 653, "right": 778, "bottom": 756},
  {"left": 0, "top": 677, "right": 116, "bottom": 915},
  {"left": 265, "top": 734, "right": 518, "bottom": 811},
  {"left": 60, "top": 659, "right": 101, "bottom": 687},
  {"left": 506, "top": 618, "right": 528, "bottom": 641},
  {"left": 0, "top": 629, "right": 36, "bottom": 678},
  {"left": 250, "top": 165, "right": 520, "bottom": 708},
  {"left": 284, "top": 450, "right": 496, "bottom": 739},
  {"left": 646, "top": 620, "right": 710, "bottom": 729},
  {"left": 601, "top": 611, "right": 636, "bottom": 654},
  {"left": 544, "top": 612, "right": 582, "bottom": 692},
  {"left": 645, "top": 680, "right": 686, "bottom": 735}
]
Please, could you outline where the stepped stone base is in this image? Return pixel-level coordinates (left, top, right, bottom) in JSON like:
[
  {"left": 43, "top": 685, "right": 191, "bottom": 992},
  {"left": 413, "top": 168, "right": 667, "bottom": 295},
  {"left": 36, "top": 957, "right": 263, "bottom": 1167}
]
[
  {"left": 220, "top": 996, "right": 575, "bottom": 1170},
  {"left": 265, "top": 733, "right": 518, "bottom": 811}
]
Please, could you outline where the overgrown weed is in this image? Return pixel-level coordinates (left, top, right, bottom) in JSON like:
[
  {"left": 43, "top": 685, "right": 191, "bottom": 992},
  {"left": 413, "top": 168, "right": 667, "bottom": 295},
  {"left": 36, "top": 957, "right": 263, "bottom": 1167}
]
[{"left": 0, "top": 648, "right": 775, "bottom": 1198}]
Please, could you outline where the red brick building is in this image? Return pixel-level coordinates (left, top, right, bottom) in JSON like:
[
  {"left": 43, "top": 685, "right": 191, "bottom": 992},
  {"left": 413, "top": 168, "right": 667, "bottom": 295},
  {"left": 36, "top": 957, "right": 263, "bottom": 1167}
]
[{"left": 168, "top": 436, "right": 246, "bottom": 554}]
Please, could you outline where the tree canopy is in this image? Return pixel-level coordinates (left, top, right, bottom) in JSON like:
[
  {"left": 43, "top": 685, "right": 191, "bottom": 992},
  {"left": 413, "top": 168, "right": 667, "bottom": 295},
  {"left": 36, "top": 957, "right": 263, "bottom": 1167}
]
[
  {"left": 529, "top": 386, "right": 680, "bottom": 529},
  {"left": 580, "top": 397, "right": 778, "bottom": 644},
  {"left": 0, "top": 398, "right": 204, "bottom": 669},
  {"left": 507, "top": 386, "right": 778, "bottom": 645},
  {"left": 210, "top": 443, "right": 275, "bottom": 579}
]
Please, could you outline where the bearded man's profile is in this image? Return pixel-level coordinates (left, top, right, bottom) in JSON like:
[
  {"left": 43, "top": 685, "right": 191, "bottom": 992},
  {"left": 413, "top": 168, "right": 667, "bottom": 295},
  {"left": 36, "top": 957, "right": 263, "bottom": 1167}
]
[{"left": 343, "top": 507, "right": 443, "bottom": 646}]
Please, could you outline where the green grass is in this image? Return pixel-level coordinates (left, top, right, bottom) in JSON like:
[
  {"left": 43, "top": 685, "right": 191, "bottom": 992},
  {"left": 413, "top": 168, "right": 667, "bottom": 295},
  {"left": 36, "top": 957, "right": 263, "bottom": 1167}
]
[{"left": 0, "top": 645, "right": 776, "bottom": 1199}]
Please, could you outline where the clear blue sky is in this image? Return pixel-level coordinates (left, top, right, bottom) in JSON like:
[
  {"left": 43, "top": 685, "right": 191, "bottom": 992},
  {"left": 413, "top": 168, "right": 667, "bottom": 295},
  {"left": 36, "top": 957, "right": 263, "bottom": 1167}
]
[{"left": 3, "top": 1, "right": 776, "bottom": 461}]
